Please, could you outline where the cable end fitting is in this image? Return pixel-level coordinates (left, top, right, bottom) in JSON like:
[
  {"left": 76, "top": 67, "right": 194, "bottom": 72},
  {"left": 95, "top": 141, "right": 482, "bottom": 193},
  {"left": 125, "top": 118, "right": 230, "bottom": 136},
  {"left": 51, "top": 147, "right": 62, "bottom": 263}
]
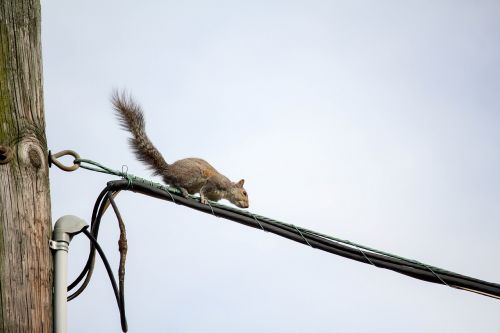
[{"left": 52, "top": 215, "right": 88, "bottom": 243}]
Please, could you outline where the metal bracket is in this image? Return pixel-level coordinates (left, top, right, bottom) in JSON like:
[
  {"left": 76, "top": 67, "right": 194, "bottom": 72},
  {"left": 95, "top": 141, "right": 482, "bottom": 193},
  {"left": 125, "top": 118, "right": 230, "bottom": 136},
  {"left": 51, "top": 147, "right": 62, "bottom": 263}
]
[{"left": 49, "top": 240, "right": 69, "bottom": 252}]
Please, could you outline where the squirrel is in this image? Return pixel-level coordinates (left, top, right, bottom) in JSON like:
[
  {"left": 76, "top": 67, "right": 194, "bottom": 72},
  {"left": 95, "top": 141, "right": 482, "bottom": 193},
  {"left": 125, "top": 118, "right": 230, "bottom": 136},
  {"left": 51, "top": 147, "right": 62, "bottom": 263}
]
[{"left": 112, "top": 91, "right": 249, "bottom": 208}]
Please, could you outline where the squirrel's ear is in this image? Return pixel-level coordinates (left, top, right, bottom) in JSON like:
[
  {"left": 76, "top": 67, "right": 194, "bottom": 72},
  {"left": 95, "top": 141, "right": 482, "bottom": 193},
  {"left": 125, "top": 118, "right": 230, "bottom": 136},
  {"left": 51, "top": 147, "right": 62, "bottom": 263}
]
[{"left": 236, "top": 179, "right": 245, "bottom": 188}]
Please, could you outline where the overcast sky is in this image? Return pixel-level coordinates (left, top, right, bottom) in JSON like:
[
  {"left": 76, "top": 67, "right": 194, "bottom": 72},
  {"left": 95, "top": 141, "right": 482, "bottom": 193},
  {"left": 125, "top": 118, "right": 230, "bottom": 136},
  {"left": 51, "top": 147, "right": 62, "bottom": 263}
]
[{"left": 42, "top": 1, "right": 500, "bottom": 332}]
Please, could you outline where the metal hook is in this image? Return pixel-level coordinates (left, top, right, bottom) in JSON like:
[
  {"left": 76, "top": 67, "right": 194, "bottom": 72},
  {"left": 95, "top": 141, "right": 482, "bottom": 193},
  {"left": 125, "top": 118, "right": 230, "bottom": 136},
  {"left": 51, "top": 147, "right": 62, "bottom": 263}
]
[{"left": 49, "top": 150, "right": 81, "bottom": 172}]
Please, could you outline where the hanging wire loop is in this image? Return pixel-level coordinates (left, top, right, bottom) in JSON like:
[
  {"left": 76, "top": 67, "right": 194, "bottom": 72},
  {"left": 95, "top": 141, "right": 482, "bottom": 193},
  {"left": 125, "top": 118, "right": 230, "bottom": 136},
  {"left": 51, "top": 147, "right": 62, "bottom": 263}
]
[{"left": 49, "top": 150, "right": 81, "bottom": 172}]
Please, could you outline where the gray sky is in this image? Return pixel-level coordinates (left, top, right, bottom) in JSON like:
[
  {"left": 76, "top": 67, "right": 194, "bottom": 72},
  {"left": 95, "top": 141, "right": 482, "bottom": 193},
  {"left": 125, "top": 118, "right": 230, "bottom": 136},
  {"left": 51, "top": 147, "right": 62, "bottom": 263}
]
[{"left": 42, "top": 0, "right": 500, "bottom": 332}]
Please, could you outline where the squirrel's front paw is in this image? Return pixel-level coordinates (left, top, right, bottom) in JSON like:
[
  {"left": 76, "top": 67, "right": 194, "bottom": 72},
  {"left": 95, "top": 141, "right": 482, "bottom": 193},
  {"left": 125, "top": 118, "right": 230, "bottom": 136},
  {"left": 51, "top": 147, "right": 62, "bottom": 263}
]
[
  {"left": 200, "top": 197, "right": 208, "bottom": 205},
  {"left": 179, "top": 187, "right": 190, "bottom": 198}
]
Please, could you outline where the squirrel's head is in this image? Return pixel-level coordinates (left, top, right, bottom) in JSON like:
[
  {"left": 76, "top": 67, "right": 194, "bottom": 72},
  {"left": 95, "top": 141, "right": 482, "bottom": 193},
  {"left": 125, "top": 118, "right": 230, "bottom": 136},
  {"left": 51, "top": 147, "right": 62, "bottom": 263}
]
[{"left": 228, "top": 179, "right": 249, "bottom": 208}]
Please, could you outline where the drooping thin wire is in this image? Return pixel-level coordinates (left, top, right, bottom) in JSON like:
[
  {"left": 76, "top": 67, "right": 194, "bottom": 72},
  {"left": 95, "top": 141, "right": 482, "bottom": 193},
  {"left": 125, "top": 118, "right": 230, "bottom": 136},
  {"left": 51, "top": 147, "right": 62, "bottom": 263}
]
[
  {"left": 82, "top": 229, "right": 128, "bottom": 332},
  {"left": 107, "top": 192, "right": 128, "bottom": 322}
]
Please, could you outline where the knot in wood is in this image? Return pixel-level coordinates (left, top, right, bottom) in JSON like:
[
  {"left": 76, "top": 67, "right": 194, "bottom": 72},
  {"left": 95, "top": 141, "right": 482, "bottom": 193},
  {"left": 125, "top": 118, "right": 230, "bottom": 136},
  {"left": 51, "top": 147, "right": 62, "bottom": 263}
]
[
  {"left": 28, "top": 148, "right": 42, "bottom": 169},
  {"left": 0, "top": 145, "right": 13, "bottom": 164}
]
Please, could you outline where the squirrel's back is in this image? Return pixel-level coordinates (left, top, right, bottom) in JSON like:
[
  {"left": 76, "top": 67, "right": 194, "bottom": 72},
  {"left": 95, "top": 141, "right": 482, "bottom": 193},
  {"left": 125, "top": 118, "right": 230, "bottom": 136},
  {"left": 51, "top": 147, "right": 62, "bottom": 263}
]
[
  {"left": 112, "top": 91, "right": 249, "bottom": 208},
  {"left": 112, "top": 91, "right": 169, "bottom": 176}
]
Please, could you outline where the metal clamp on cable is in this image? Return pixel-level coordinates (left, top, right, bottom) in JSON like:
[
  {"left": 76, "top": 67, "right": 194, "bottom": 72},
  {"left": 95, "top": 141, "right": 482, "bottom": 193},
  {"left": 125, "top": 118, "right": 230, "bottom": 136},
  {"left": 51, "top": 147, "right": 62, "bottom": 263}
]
[{"left": 49, "top": 240, "right": 69, "bottom": 252}]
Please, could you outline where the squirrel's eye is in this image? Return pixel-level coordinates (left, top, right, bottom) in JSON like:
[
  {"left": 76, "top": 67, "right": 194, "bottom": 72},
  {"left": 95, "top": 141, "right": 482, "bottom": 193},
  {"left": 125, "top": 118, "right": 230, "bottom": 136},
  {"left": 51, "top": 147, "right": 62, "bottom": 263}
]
[{"left": 243, "top": 191, "right": 247, "bottom": 196}]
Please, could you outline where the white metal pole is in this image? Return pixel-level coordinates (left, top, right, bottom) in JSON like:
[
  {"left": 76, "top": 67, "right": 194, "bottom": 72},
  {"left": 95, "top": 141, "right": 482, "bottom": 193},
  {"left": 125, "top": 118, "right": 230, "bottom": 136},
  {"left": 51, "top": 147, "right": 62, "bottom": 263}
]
[
  {"left": 50, "top": 215, "right": 88, "bottom": 333},
  {"left": 52, "top": 240, "right": 69, "bottom": 333}
]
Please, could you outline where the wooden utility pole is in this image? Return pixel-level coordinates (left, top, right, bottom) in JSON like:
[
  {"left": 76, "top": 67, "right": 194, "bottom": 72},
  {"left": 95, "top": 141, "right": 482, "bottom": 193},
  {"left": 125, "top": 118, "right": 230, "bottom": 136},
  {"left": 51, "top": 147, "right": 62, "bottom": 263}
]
[{"left": 0, "top": 1, "right": 52, "bottom": 332}]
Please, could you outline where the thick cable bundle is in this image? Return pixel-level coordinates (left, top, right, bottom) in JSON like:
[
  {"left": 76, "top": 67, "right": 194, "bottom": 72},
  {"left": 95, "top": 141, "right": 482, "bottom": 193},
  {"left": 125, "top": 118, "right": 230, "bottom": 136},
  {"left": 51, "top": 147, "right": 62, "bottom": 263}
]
[{"left": 104, "top": 179, "right": 500, "bottom": 300}]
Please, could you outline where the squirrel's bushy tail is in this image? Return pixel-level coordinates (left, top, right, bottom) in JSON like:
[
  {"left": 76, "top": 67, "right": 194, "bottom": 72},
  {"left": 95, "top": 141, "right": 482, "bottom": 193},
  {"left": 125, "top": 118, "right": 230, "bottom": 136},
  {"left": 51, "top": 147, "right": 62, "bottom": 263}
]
[{"left": 112, "top": 90, "right": 169, "bottom": 176}]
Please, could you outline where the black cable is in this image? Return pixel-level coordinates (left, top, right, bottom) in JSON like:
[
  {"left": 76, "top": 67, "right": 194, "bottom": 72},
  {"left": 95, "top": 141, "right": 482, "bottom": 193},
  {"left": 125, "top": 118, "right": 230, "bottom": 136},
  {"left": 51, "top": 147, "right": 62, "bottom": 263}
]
[
  {"left": 68, "top": 186, "right": 111, "bottom": 292},
  {"left": 65, "top": 177, "right": 499, "bottom": 332},
  {"left": 68, "top": 188, "right": 112, "bottom": 300},
  {"left": 104, "top": 179, "right": 500, "bottom": 300},
  {"left": 82, "top": 229, "right": 128, "bottom": 332},
  {"left": 67, "top": 187, "right": 128, "bottom": 331}
]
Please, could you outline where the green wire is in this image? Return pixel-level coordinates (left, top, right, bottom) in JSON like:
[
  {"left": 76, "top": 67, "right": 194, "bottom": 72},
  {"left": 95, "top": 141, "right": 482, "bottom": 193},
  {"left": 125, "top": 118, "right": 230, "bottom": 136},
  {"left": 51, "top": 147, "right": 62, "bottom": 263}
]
[{"left": 72, "top": 158, "right": 476, "bottom": 284}]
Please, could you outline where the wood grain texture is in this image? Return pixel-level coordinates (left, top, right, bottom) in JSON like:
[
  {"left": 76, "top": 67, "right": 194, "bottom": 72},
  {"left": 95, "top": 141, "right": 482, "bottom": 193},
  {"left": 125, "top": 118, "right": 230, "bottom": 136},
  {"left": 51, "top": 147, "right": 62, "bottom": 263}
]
[{"left": 0, "top": 0, "right": 52, "bottom": 332}]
